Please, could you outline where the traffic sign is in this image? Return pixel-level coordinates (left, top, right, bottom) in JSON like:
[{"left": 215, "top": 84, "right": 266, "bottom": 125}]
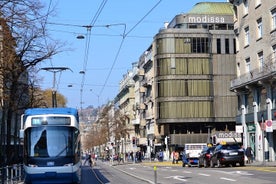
[{"left": 266, "top": 120, "right": 273, "bottom": 132}]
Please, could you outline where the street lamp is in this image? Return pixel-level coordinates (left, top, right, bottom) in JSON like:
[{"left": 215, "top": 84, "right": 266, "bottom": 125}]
[
  {"left": 205, "top": 125, "right": 213, "bottom": 144},
  {"left": 41, "top": 67, "right": 72, "bottom": 107}
]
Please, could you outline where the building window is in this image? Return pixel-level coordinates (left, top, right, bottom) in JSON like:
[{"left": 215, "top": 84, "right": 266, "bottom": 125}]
[
  {"left": 244, "top": 26, "right": 250, "bottom": 47},
  {"left": 225, "top": 38, "right": 229, "bottom": 54},
  {"left": 237, "top": 62, "right": 240, "bottom": 77},
  {"left": 246, "top": 57, "right": 251, "bottom": 73},
  {"left": 217, "top": 38, "right": 221, "bottom": 54},
  {"left": 257, "top": 18, "right": 263, "bottom": 39},
  {"left": 191, "top": 37, "right": 209, "bottom": 53},
  {"left": 272, "top": 9, "right": 276, "bottom": 30},
  {"left": 258, "top": 51, "right": 264, "bottom": 71},
  {"left": 233, "top": 38, "right": 237, "bottom": 54},
  {"left": 244, "top": 0, "right": 248, "bottom": 16},
  {"left": 272, "top": 45, "right": 276, "bottom": 62}
]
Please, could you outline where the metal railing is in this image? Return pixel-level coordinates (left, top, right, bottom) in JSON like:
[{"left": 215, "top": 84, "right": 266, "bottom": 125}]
[{"left": 0, "top": 164, "right": 24, "bottom": 184}]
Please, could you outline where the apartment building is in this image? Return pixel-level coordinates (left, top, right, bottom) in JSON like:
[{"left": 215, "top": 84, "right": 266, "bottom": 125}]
[
  {"left": 151, "top": 2, "right": 237, "bottom": 152},
  {"left": 115, "top": 63, "right": 137, "bottom": 153},
  {"left": 133, "top": 46, "right": 158, "bottom": 158},
  {"left": 230, "top": 0, "right": 276, "bottom": 162},
  {"left": 115, "top": 2, "right": 239, "bottom": 159}
]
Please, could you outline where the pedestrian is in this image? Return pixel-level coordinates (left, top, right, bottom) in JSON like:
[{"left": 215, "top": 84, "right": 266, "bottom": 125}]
[
  {"left": 88, "top": 153, "right": 92, "bottom": 166},
  {"left": 182, "top": 149, "right": 188, "bottom": 167},
  {"left": 84, "top": 152, "right": 91, "bottom": 166},
  {"left": 91, "top": 152, "right": 96, "bottom": 166},
  {"left": 245, "top": 147, "right": 253, "bottom": 164},
  {"left": 151, "top": 151, "right": 155, "bottom": 161},
  {"left": 171, "top": 151, "right": 175, "bottom": 164},
  {"left": 175, "top": 151, "right": 179, "bottom": 164},
  {"left": 130, "top": 151, "right": 134, "bottom": 161},
  {"left": 158, "top": 150, "right": 163, "bottom": 162}
]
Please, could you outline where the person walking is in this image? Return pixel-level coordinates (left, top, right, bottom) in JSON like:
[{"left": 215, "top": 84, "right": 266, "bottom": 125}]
[
  {"left": 171, "top": 151, "right": 176, "bottom": 164},
  {"left": 245, "top": 147, "right": 253, "bottom": 164},
  {"left": 174, "top": 151, "right": 179, "bottom": 164}
]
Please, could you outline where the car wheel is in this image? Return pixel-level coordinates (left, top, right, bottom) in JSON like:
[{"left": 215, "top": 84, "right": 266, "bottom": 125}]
[
  {"left": 217, "top": 159, "right": 221, "bottom": 168},
  {"left": 210, "top": 160, "right": 214, "bottom": 168},
  {"left": 198, "top": 162, "right": 201, "bottom": 168},
  {"left": 239, "top": 161, "right": 245, "bottom": 166},
  {"left": 203, "top": 159, "right": 208, "bottom": 168}
]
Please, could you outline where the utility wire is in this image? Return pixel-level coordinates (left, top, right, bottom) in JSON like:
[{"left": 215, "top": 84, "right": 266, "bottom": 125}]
[
  {"left": 98, "top": 0, "right": 162, "bottom": 97},
  {"left": 126, "top": 0, "right": 162, "bottom": 36},
  {"left": 79, "top": 0, "right": 108, "bottom": 110}
]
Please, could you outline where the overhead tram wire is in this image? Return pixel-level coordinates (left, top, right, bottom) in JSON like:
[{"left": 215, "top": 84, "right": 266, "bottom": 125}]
[
  {"left": 79, "top": 0, "right": 108, "bottom": 110},
  {"left": 98, "top": 0, "right": 162, "bottom": 97},
  {"left": 42, "top": 0, "right": 64, "bottom": 93}
]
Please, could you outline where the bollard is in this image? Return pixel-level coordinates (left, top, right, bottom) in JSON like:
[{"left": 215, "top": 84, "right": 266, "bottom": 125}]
[{"left": 154, "top": 166, "right": 157, "bottom": 184}]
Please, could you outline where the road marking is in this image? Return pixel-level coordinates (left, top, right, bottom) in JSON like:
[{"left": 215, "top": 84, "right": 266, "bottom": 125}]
[
  {"left": 183, "top": 171, "right": 192, "bottom": 174},
  {"left": 220, "top": 177, "right": 236, "bottom": 182},
  {"left": 129, "top": 167, "right": 136, "bottom": 170},
  {"left": 198, "top": 173, "right": 210, "bottom": 176},
  {"left": 165, "top": 176, "right": 187, "bottom": 182},
  {"left": 236, "top": 171, "right": 254, "bottom": 175}
]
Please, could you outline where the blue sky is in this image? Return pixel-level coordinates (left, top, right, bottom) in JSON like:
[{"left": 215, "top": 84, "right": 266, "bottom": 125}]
[{"left": 40, "top": 0, "right": 227, "bottom": 109}]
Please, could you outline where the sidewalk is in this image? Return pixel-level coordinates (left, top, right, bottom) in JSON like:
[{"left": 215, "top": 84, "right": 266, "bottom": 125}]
[
  {"left": 139, "top": 159, "right": 276, "bottom": 168},
  {"left": 107, "top": 158, "right": 276, "bottom": 168},
  {"left": 245, "top": 160, "right": 276, "bottom": 167}
]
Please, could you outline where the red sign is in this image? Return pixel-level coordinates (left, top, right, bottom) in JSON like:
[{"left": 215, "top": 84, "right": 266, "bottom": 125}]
[
  {"left": 266, "top": 120, "right": 273, "bottom": 132},
  {"left": 266, "top": 120, "right": 272, "bottom": 127}
]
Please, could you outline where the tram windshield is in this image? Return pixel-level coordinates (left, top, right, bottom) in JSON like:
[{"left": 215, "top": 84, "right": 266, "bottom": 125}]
[{"left": 24, "top": 126, "right": 79, "bottom": 157}]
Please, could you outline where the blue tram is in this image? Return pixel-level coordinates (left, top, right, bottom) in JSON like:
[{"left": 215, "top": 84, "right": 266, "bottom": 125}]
[{"left": 20, "top": 108, "right": 81, "bottom": 184}]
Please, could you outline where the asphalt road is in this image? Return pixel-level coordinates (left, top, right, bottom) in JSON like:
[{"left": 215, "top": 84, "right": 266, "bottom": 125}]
[{"left": 91, "top": 161, "right": 276, "bottom": 184}]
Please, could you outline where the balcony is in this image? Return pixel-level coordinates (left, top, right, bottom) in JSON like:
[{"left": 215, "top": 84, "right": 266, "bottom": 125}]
[{"left": 230, "top": 61, "right": 276, "bottom": 90}]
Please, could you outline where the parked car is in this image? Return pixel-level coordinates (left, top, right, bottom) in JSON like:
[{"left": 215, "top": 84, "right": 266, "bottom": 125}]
[
  {"left": 198, "top": 146, "right": 216, "bottom": 168},
  {"left": 210, "top": 144, "right": 245, "bottom": 167}
]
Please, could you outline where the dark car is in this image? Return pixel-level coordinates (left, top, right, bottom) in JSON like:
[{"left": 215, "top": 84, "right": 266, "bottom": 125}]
[
  {"left": 210, "top": 144, "right": 245, "bottom": 167},
  {"left": 198, "top": 146, "right": 216, "bottom": 168}
]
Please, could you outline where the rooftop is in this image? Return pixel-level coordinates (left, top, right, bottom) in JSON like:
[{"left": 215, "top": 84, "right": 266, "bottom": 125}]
[{"left": 188, "top": 2, "right": 234, "bottom": 15}]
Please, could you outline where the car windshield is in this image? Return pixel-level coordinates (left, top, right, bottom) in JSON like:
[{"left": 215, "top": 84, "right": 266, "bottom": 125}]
[{"left": 222, "top": 144, "right": 240, "bottom": 150}]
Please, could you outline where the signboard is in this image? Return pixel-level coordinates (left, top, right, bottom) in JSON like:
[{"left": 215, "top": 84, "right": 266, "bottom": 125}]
[
  {"left": 236, "top": 125, "right": 243, "bottom": 133},
  {"left": 213, "top": 131, "right": 242, "bottom": 144},
  {"left": 266, "top": 120, "right": 273, "bottom": 132}
]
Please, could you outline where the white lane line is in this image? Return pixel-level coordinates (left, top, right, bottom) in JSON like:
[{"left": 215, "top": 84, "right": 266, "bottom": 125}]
[
  {"left": 198, "top": 173, "right": 210, "bottom": 176},
  {"left": 220, "top": 177, "right": 236, "bottom": 182},
  {"left": 183, "top": 171, "right": 192, "bottom": 174}
]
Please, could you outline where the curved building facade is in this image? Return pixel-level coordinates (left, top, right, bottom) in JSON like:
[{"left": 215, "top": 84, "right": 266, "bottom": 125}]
[{"left": 152, "top": 2, "right": 237, "bottom": 150}]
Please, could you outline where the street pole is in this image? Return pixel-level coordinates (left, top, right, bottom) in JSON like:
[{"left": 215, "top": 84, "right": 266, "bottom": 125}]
[
  {"left": 41, "top": 67, "right": 72, "bottom": 107},
  {"left": 261, "top": 114, "right": 266, "bottom": 166}
]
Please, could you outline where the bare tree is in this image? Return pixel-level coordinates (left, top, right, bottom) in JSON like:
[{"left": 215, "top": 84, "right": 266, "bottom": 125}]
[
  {"left": 82, "top": 104, "right": 130, "bottom": 157},
  {"left": 0, "top": 0, "right": 61, "bottom": 165}
]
